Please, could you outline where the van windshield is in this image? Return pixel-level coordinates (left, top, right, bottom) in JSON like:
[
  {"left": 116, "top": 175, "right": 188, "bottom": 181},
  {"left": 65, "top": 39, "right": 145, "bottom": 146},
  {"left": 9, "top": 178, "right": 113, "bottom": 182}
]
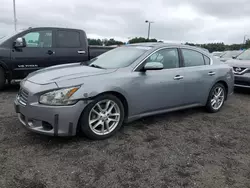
[{"left": 88, "top": 46, "right": 150, "bottom": 69}]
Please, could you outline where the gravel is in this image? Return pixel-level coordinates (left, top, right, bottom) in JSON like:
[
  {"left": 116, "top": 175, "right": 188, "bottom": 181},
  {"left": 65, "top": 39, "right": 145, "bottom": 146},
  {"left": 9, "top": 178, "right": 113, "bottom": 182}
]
[{"left": 1, "top": 85, "right": 250, "bottom": 188}]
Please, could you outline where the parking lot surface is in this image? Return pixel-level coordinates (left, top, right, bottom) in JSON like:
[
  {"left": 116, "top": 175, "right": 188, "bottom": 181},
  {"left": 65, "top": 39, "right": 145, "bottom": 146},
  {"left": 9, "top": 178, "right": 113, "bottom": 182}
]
[{"left": 1, "top": 85, "right": 250, "bottom": 188}]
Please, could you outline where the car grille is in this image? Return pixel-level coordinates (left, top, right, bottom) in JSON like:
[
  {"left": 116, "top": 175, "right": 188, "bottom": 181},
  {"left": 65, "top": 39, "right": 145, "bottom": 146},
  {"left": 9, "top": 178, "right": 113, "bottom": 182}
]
[
  {"left": 18, "top": 88, "right": 29, "bottom": 105},
  {"left": 233, "top": 67, "right": 248, "bottom": 75}
]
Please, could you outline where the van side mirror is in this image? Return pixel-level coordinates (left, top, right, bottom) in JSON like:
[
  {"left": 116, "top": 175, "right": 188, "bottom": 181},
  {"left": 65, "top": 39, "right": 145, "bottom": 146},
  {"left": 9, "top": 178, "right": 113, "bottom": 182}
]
[
  {"left": 144, "top": 62, "right": 164, "bottom": 71},
  {"left": 13, "top": 37, "right": 26, "bottom": 48}
]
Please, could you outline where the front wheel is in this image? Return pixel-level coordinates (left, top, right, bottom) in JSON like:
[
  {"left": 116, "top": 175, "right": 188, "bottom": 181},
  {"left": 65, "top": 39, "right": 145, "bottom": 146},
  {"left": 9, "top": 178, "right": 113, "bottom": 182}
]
[
  {"left": 79, "top": 94, "right": 125, "bottom": 140},
  {"left": 206, "top": 83, "right": 226, "bottom": 113}
]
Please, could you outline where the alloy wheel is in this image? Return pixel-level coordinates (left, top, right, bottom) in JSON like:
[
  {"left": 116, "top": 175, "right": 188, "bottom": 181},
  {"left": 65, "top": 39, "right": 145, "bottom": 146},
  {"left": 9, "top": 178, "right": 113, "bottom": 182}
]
[
  {"left": 210, "top": 86, "right": 225, "bottom": 110},
  {"left": 88, "top": 99, "right": 121, "bottom": 135}
]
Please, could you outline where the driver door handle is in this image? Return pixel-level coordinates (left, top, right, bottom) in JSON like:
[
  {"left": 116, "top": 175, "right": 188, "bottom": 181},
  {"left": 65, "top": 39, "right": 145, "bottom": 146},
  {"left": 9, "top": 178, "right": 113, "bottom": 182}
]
[
  {"left": 78, "top": 50, "right": 86, "bottom": 54},
  {"left": 208, "top": 71, "right": 216, "bottom": 76},
  {"left": 173, "top": 75, "right": 184, "bottom": 80},
  {"left": 47, "top": 50, "right": 55, "bottom": 55}
]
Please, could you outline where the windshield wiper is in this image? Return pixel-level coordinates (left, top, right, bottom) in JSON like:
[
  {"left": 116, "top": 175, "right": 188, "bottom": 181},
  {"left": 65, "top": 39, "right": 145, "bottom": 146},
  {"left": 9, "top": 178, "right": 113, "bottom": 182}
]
[{"left": 89, "top": 64, "right": 105, "bottom": 69}]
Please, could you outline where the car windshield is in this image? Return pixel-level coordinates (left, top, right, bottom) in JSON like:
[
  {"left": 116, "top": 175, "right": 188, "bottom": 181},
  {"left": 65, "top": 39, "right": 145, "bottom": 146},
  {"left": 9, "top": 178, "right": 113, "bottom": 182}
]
[
  {"left": 221, "top": 51, "right": 242, "bottom": 58},
  {"left": 0, "top": 36, "right": 8, "bottom": 44},
  {"left": 236, "top": 49, "right": 250, "bottom": 60},
  {"left": 88, "top": 46, "right": 150, "bottom": 69},
  {"left": 213, "top": 52, "right": 224, "bottom": 57},
  {"left": 0, "top": 31, "right": 17, "bottom": 45}
]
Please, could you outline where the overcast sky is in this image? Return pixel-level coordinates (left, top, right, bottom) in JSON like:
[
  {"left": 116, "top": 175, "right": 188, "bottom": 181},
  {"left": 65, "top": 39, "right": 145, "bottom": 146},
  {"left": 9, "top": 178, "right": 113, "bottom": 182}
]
[{"left": 1, "top": 0, "right": 250, "bottom": 44}]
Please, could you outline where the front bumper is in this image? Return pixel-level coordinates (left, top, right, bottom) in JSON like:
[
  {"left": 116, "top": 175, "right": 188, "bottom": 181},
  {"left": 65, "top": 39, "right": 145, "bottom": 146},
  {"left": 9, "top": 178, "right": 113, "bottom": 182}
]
[
  {"left": 234, "top": 75, "right": 250, "bottom": 88},
  {"left": 14, "top": 98, "right": 88, "bottom": 136}
]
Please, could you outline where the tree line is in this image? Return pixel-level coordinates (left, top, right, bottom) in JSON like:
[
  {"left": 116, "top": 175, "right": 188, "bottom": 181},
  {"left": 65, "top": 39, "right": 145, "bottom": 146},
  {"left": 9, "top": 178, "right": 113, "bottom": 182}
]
[
  {"left": 88, "top": 37, "right": 250, "bottom": 52},
  {"left": 88, "top": 37, "right": 158, "bottom": 46},
  {"left": 185, "top": 40, "right": 250, "bottom": 52}
]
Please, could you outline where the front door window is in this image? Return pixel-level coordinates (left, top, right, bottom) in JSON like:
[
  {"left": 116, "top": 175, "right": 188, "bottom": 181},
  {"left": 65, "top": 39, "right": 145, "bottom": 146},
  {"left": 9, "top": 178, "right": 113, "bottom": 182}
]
[
  {"left": 22, "top": 30, "right": 52, "bottom": 48},
  {"left": 146, "top": 48, "right": 179, "bottom": 69}
]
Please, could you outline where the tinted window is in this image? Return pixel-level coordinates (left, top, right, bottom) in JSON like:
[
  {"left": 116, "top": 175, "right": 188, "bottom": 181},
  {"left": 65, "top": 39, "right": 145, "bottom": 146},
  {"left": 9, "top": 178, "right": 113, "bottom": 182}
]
[
  {"left": 204, "top": 55, "right": 210, "bottom": 65},
  {"left": 182, "top": 49, "right": 205, "bottom": 67},
  {"left": 57, "top": 30, "right": 81, "bottom": 48},
  {"left": 146, "top": 48, "right": 179, "bottom": 69},
  {"left": 22, "top": 30, "right": 52, "bottom": 48}
]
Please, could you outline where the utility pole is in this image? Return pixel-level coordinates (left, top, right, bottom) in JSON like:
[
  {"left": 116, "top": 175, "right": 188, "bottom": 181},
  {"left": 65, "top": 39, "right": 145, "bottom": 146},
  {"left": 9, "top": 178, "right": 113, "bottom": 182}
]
[
  {"left": 243, "top": 35, "right": 248, "bottom": 45},
  {"left": 13, "top": 0, "right": 17, "bottom": 32},
  {"left": 145, "top": 20, "right": 154, "bottom": 39}
]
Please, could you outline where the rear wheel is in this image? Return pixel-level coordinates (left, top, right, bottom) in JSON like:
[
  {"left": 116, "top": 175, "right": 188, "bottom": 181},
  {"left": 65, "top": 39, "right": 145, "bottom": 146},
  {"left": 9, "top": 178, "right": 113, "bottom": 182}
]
[
  {"left": 79, "top": 94, "right": 124, "bottom": 140},
  {"left": 206, "top": 83, "right": 226, "bottom": 113},
  {"left": 0, "top": 67, "right": 5, "bottom": 91}
]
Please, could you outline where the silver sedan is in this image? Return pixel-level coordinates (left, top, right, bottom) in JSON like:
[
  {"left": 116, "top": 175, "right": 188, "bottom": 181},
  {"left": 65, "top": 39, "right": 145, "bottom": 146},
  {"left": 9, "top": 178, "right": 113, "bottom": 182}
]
[{"left": 14, "top": 43, "right": 234, "bottom": 139}]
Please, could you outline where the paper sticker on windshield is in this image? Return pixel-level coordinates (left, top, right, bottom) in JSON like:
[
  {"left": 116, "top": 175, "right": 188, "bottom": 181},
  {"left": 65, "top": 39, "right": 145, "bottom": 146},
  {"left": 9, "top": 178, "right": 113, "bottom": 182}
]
[{"left": 135, "top": 46, "right": 152, "bottom": 50}]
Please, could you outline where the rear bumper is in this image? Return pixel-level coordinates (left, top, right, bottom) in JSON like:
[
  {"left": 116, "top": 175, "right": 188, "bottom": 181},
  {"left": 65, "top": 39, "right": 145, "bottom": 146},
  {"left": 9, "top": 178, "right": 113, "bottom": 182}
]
[
  {"left": 234, "top": 75, "right": 250, "bottom": 88},
  {"left": 14, "top": 97, "right": 88, "bottom": 136}
]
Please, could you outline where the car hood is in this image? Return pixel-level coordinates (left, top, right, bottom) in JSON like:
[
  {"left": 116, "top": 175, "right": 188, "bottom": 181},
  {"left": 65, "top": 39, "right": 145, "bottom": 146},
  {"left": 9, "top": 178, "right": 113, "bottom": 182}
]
[
  {"left": 225, "top": 59, "right": 250, "bottom": 68},
  {"left": 220, "top": 57, "right": 232, "bottom": 62},
  {"left": 26, "top": 63, "right": 116, "bottom": 85}
]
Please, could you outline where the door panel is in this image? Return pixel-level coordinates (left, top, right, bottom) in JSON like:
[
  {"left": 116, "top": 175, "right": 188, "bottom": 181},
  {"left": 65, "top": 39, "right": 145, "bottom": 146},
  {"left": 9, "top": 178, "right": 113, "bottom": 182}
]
[
  {"left": 180, "top": 48, "right": 216, "bottom": 105},
  {"left": 130, "top": 69, "right": 187, "bottom": 115},
  {"left": 10, "top": 29, "right": 57, "bottom": 79},
  {"left": 54, "top": 30, "right": 88, "bottom": 64},
  {"left": 128, "top": 48, "right": 187, "bottom": 115},
  {"left": 180, "top": 66, "right": 217, "bottom": 104}
]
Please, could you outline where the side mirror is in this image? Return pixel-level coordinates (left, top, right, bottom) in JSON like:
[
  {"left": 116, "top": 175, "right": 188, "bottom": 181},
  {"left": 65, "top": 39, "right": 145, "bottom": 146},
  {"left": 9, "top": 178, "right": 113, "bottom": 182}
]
[
  {"left": 144, "top": 62, "right": 164, "bottom": 71},
  {"left": 232, "top": 55, "right": 237, "bottom": 59},
  {"left": 13, "top": 37, "right": 26, "bottom": 48}
]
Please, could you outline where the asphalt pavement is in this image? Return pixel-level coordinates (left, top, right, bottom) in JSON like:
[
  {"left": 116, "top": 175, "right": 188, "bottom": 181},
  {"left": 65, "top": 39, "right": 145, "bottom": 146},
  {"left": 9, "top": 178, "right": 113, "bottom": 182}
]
[{"left": 1, "top": 85, "right": 250, "bottom": 188}]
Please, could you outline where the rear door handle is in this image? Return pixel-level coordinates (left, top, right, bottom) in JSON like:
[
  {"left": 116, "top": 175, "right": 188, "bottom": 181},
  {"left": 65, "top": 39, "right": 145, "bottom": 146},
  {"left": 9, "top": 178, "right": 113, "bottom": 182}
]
[
  {"left": 78, "top": 50, "right": 86, "bottom": 54},
  {"left": 173, "top": 75, "right": 184, "bottom": 80},
  {"left": 208, "top": 71, "right": 216, "bottom": 76},
  {"left": 47, "top": 50, "right": 55, "bottom": 55}
]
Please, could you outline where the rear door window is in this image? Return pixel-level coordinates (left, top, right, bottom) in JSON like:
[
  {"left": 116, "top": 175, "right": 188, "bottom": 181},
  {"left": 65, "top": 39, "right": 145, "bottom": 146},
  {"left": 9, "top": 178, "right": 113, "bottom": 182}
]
[
  {"left": 56, "top": 30, "right": 81, "bottom": 48},
  {"left": 182, "top": 49, "right": 205, "bottom": 67}
]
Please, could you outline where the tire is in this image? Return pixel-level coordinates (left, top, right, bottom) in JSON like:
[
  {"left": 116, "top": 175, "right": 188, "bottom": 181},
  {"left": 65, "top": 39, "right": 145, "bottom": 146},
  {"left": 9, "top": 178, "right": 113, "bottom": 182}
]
[
  {"left": 0, "top": 67, "right": 5, "bottom": 91},
  {"left": 79, "top": 94, "right": 125, "bottom": 140},
  {"left": 206, "top": 83, "right": 226, "bottom": 113}
]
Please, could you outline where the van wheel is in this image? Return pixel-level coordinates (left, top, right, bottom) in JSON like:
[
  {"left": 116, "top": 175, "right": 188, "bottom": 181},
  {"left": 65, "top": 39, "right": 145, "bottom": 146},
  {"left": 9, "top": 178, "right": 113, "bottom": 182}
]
[
  {"left": 206, "top": 83, "right": 226, "bottom": 113},
  {"left": 79, "top": 94, "right": 125, "bottom": 140},
  {"left": 0, "top": 67, "right": 5, "bottom": 91}
]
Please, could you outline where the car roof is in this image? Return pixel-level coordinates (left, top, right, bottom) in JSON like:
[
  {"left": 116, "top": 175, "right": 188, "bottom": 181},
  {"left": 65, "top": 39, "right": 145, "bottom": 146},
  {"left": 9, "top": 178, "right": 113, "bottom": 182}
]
[
  {"left": 128, "top": 42, "right": 182, "bottom": 47},
  {"left": 127, "top": 42, "right": 211, "bottom": 55},
  {"left": 23, "top": 27, "right": 83, "bottom": 31}
]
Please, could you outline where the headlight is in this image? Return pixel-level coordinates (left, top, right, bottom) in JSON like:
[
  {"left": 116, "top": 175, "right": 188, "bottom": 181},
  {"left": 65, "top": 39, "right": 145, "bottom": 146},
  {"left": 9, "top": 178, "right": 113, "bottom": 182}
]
[{"left": 39, "top": 86, "right": 80, "bottom": 106}]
